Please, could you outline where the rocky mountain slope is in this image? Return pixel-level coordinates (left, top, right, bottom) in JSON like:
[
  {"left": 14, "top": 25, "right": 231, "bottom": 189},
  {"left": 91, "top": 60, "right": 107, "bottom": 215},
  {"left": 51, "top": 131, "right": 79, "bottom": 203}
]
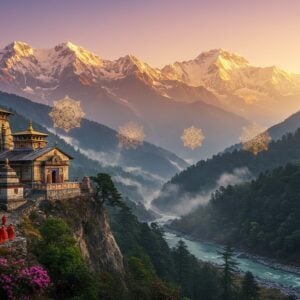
[{"left": 0, "top": 41, "right": 250, "bottom": 162}]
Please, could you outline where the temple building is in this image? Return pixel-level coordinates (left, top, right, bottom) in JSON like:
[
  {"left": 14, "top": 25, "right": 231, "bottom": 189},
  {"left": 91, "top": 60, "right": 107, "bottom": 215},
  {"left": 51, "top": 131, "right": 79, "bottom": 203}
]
[
  {"left": 0, "top": 108, "right": 82, "bottom": 210},
  {"left": 0, "top": 158, "right": 26, "bottom": 211}
]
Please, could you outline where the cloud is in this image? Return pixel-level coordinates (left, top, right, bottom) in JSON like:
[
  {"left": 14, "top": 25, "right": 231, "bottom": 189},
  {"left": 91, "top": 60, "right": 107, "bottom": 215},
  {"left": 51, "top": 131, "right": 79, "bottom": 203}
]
[
  {"left": 217, "top": 167, "right": 251, "bottom": 187},
  {"left": 152, "top": 167, "right": 252, "bottom": 216},
  {"left": 47, "top": 127, "right": 122, "bottom": 166},
  {"left": 113, "top": 175, "right": 162, "bottom": 209}
]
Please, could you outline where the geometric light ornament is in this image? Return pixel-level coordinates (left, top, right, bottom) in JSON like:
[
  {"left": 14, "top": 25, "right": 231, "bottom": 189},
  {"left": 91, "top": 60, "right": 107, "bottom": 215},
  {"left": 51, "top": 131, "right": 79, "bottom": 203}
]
[
  {"left": 239, "top": 123, "right": 271, "bottom": 155},
  {"left": 49, "top": 95, "right": 85, "bottom": 132},
  {"left": 117, "top": 121, "right": 145, "bottom": 149},
  {"left": 181, "top": 126, "right": 205, "bottom": 150}
]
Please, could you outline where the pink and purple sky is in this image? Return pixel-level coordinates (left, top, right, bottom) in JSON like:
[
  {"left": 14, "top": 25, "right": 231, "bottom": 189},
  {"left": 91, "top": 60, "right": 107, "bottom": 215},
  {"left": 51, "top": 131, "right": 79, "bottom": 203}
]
[{"left": 1, "top": 0, "right": 300, "bottom": 72}]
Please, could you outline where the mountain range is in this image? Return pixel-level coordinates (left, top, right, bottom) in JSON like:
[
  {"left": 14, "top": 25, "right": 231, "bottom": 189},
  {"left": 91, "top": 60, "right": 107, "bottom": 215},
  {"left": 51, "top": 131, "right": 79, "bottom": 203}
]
[
  {"left": 1, "top": 41, "right": 300, "bottom": 162},
  {"left": 163, "top": 49, "right": 300, "bottom": 123}
]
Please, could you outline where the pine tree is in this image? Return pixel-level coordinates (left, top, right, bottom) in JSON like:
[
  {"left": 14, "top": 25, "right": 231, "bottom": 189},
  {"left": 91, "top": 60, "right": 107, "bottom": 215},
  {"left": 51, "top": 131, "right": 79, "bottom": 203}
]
[
  {"left": 219, "top": 245, "right": 238, "bottom": 300},
  {"left": 91, "top": 173, "right": 126, "bottom": 208},
  {"left": 173, "top": 240, "right": 192, "bottom": 297},
  {"left": 240, "top": 271, "right": 260, "bottom": 300}
]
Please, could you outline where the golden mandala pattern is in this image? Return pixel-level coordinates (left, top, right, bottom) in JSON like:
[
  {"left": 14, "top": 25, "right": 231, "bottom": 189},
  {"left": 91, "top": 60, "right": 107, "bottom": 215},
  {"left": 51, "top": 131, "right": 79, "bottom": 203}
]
[
  {"left": 181, "top": 126, "right": 205, "bottom": 150},
  {"left": 239, "top": 123, "right": 271, "bottom": 155},
  {"left": 49, "top": 96, "right": 85, "bottom": 132},
  {"left": 117, "top": 122, "right": 145, "bottom": 149}
]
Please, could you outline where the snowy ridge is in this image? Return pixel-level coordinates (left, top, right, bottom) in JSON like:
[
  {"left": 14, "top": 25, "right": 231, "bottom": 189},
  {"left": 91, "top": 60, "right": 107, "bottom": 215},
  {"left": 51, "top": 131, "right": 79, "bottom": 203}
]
[
  {"left": 161, "top": 48, "right": 300, "bottom": 98},
  {"left": 1, "top": 41, "right": 300, "bottom": 127},
  {"left": 1, "top": 41, "right": 300, "bottom": 101}
]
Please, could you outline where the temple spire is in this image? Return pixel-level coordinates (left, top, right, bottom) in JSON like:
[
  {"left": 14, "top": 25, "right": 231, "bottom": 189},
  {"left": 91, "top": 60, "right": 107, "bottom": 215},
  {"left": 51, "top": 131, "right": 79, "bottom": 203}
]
[
  {"left": 12, "top": 121, "right": 48, "bottom": 150},
  {"left": 28, "top": 120, "right": 33, "bottom": 132}
]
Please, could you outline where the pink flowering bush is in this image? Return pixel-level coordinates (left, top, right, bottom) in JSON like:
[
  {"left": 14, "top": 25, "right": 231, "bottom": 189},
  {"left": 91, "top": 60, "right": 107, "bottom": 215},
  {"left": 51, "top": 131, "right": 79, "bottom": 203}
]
[{"left": 0, "top": 257, "right": 51, "bottom": 299}]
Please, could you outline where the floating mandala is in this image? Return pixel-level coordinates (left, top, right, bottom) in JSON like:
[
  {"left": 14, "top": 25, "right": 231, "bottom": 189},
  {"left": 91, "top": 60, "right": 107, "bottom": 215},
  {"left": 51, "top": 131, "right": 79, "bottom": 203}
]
[
  {"left": 181, "top": 126, "right": 205, "bottom": 150},
  {"left": 239, "top": 123, "right": 271, "bottom": 155},
  {"left": 49, "top": 96, "right": 85, "bottom": 132},
  {"left": 117, "top": 122, "right": 145, "bottom": 149}
]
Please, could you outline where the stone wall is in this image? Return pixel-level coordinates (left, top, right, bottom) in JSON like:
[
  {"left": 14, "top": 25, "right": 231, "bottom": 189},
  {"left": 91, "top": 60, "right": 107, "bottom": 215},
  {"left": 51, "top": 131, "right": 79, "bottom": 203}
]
[
  {"left": 46, "top": 187, "right": 81, "bottom": 201},
  {"left": 6, "top": 199, "right": 27, "bottom": 211}
]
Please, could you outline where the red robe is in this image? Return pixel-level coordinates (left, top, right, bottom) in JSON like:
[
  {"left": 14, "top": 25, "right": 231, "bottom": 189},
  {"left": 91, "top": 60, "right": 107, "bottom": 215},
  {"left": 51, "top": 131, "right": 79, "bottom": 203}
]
[
  {"left": 7, "top": 225, "right": 15, "bottom": 241},
  {"left": 1, "top": 226, "right": 8, "bottom": 241},
  {"left": 2, "top": 215, "right": 6, "bottom": 226}
]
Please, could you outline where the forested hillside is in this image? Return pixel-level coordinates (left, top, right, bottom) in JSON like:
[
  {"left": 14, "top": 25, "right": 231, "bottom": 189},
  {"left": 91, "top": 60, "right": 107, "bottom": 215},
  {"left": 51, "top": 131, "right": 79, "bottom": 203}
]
[
  {"left": 170, "top": 164, "right": 300, "bottom": 265},
  {"left": 153, "top": 129, "right": 300, "bottom": 213}
]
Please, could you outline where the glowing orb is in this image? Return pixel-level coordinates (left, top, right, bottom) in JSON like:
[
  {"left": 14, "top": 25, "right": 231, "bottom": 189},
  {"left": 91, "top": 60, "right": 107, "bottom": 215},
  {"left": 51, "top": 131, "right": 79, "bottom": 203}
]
[
  {"left": 117, "top": 122, "right": 145, "bottom": 149},
  {"left": 239, "top": 123, "right": 271, "bottom": 155},
  {"left": 49, "top": 96, "right": 85, "bottom": 132},
  {"left": 181, "top": 126, "right": 205, "bottom": 150}
]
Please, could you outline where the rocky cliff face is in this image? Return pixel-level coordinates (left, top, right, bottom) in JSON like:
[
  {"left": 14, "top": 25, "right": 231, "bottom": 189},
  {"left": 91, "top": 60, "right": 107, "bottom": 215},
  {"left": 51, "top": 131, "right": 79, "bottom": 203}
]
[
  {"left": 57, "top": 196, "right": 125, "bottom": 275},
  {"left": 18, "top": 196, "right": 125, "bottom": 275}
]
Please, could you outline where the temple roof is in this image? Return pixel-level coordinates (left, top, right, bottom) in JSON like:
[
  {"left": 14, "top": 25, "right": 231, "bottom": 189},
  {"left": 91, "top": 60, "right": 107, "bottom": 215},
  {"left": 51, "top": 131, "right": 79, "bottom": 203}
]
[
  {"left": 0, "top": 108, "right": 14, "bottom": 115},
  {"left": 0, "top": 147, "right": 73, "bottom": 161},
  {"left": 13, "top": 121, "right": 48, "bottom": 137}
]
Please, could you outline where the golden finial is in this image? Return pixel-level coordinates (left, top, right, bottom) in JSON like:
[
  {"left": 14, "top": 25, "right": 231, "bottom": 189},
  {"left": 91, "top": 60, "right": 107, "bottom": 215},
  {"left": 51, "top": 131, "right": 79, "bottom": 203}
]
[{"left": 28, "top": 120, "right": 33, "bottom": 132}]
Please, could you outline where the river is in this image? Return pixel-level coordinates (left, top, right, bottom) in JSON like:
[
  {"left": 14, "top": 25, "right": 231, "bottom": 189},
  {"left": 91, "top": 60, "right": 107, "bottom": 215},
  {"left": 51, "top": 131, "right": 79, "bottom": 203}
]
[{"left": 155, "top": 215, "right": 300, "bottom": 298}]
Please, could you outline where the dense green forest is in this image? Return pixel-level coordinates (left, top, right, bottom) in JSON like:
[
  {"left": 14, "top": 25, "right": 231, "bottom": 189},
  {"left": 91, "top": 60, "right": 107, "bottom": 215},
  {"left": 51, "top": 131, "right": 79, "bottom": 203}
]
[
  {"left": 153, "top": 129, "right": 300, "bottom": 212},
  {"left": 171, "top": 164, "right": 300, "bottom": 265}
]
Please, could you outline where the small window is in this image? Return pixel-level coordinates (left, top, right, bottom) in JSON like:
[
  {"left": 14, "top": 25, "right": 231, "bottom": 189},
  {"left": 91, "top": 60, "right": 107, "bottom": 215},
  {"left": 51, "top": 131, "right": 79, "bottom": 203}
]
[{"left": 14, "top": 188, "right": 18, "bottom": 194}]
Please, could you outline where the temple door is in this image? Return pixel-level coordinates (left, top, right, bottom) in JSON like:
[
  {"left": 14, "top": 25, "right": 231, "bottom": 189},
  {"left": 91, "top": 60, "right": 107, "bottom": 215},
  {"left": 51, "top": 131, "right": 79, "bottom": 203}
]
[{"left": 52, "top": 170, "right": 57, "bottom": 183}]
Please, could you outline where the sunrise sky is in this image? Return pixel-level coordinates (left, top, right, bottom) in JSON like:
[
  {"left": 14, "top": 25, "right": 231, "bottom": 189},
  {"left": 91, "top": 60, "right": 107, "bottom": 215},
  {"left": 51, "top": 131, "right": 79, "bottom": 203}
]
[{"left": 1, "top": 0, "right": 300, "bottom": 72}]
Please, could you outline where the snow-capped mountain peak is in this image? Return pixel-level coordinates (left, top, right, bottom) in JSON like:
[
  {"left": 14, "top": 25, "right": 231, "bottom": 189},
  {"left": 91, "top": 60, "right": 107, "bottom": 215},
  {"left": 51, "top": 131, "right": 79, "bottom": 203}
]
[
  {"left": 1, "top": 41, "right": 300, "bottom": 128},
  {"left": 3, "top": 41, "right": 34, "bottom": 58},
  {"left": 54, "top": 41, "right": 103, "bottom": 67},
  {"left": 111, "top": 54, "right": 163, "bottom": 82},
  {"left": 195, "top": 48, "right": 249, "bottom": 67},
  {"left": 162, "top": 48, "right": 250, "bottom": 86}
]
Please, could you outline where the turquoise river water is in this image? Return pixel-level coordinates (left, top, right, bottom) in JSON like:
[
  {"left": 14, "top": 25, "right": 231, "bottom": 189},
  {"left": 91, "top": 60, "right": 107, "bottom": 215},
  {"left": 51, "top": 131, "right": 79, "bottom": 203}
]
[{"left": 156, "top": 216, "right": 300, "bottom": 298}]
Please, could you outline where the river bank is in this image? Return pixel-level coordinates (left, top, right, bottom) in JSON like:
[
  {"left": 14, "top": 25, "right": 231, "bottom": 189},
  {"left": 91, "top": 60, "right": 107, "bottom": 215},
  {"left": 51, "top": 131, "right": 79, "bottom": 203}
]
[
  {"left": 163, "top": 229, "right": 300, "bottom": 298},
  {"left": 151, "top": 214, "right": 300, "bottom": 298}
]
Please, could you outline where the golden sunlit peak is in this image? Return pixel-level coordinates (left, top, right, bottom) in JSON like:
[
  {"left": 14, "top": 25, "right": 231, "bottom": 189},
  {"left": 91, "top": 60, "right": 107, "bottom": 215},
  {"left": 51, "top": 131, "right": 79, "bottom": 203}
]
[
  {"left": 117, "top": 121, "right": 145, "bottom": 149},
  {"left": 55, "top": 42, "right": 103, "bottom": 66},
  {"left": 181, "top": 126, "right": 205, "bottom": 150},
  {"left": 239, "top": 123, "right": 272, "bottom": 155},
  {"left": 5, "top": 41, "right": 33, "bottom": 57},
  {"left": 49, "top": 95, "right": 85, "bottom": 132}
]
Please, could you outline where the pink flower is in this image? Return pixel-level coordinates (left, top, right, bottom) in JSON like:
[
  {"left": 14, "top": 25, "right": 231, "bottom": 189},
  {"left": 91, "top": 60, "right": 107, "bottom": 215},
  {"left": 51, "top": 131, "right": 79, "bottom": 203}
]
[{"left": 0, "top": 257, "right": 51, "bottom": 299}]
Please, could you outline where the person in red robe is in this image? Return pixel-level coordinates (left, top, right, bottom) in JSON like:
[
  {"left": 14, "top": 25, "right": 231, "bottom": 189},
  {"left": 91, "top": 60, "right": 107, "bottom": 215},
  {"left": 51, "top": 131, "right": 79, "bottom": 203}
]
[
  {"left": 1, "top": 225, "right": 8, "bottom": 242},
  {"left": 2, "top": 215, "right": 6, "bottom": 226},
  {"left": 7, "top": 224, "right": 15, "bottom": 241}
]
